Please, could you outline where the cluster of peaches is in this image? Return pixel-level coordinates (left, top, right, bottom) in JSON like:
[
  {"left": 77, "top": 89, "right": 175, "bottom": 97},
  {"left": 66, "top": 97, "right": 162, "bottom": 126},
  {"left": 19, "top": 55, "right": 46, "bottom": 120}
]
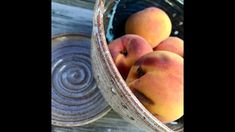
[{"left": 108, "top": 7, "right": 183, "bottom": 123}]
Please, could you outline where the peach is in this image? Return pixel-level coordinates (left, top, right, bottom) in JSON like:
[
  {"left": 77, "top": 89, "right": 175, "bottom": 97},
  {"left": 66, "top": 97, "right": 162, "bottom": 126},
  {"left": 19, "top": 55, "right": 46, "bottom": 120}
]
[
  {"left": 154, "top": 37, "right": 184, "bottom": 57},
  {"left": 126, "top": 51, "right": 183, "bottom": 123},
  {"left": 125, "top": 7, "right": 172, "bottom": 48},
  {"left": 108, "top": 34, "right": 153, "bottom": 79}
]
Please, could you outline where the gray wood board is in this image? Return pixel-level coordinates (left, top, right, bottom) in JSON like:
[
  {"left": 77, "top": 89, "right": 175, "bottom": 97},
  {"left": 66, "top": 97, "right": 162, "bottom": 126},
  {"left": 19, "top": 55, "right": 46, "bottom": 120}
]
[
  {"left": 52, "top": 0, "right": 95, "bottom": 9},
  {"left": 52, "top": 2, "right": 93, "bottom": 36}
]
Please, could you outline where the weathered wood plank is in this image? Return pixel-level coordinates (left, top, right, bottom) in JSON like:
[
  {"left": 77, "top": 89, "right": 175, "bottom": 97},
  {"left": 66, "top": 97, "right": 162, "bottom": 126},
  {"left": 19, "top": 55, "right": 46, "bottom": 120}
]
[
  {"left": 52, "top": 2, "right": 93, "bottom": 36},
  {"left": 52, "top": 110, "right": 145, "bottom": 132},
  {"left": 52, "top": 0, "right": 95, "bottom": 10}
]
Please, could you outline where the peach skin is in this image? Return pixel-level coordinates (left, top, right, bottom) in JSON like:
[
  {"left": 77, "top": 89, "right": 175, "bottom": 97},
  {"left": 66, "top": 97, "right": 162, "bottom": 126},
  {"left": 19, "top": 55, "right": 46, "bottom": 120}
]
[
  {"left": 126, "top": 51, "right": 183, "bottom": 123},
  {"left": 154, "top": 37, "right": 184, "bottom": 57},
  {"left": 108, "top": 34, "right": 153, "bottom": 79},
  {"left": 125, "top": 7, "right": 172, "bottom": 48}
]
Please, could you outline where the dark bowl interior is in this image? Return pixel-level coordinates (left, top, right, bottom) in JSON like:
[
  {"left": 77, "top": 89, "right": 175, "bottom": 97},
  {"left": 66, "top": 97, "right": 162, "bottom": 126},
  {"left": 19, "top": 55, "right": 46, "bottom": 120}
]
[
  {"left": 104, "top": 0, "right": 183, "bottom": 43},
  {"left": 103, "top": 0, "right": 183, "bottom": 130}
]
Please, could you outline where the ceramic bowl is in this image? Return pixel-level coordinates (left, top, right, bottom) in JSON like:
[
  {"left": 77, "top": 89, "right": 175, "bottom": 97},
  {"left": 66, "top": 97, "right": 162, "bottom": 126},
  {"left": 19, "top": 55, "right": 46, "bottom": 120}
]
[{"left": 91, "top": 0, "right": 183, "bottom": 131}]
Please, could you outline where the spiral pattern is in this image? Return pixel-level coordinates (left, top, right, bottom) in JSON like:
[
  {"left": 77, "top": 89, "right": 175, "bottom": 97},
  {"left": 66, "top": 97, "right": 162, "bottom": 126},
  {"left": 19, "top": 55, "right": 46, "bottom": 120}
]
[{"left": 52, "top": 34, "right": 110, "bottom": 126}]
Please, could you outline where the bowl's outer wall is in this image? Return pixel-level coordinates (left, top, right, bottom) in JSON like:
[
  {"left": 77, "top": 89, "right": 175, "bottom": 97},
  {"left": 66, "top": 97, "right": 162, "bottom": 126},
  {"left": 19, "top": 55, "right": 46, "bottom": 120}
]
[{"left": 91, "top": 0, "right": 183, "bottom": 132}]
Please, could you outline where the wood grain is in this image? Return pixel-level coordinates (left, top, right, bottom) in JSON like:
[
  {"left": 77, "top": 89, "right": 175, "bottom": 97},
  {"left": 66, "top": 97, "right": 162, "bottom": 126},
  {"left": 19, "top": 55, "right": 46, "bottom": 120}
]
[
  {"left": 52, "top": 110, "right": 145, "bottom": 132},
  {"left": 52, "top": 0, "right": 95, "bottom": 9},
  {"left": 52, "top": 2, "right": 93, "bottom": 36}
]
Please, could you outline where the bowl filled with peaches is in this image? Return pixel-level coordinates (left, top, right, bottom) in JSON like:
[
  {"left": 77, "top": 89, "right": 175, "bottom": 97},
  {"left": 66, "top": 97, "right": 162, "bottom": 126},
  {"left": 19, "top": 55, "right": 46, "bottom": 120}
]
[{"left": 91, "top": 0, "right": 183, "bottom": 131}]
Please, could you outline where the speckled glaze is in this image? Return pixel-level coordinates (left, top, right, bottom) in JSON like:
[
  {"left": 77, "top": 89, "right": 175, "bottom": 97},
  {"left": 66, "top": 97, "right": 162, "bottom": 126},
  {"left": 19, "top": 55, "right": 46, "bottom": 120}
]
[
  {"left": 52, "top": 34, "right": 111, "bottom": 127},
  {"left": 91, "top": 0, "right": 183, "bottom": 131}
]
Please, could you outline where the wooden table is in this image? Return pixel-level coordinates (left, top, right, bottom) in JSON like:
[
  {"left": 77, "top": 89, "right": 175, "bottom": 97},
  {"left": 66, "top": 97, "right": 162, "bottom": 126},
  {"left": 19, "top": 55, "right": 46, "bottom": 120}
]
[{"left": 52, "top": 1, "right": 145, "bottom": 132}]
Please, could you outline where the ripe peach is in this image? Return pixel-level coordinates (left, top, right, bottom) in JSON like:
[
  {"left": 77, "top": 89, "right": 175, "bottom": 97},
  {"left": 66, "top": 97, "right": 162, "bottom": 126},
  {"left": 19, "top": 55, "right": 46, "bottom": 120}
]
[
  {"left": 154, "top": 37, "right": 184, "bottom": 57},
  {"left": 125, "top": 7, "right": 172, "bottom": 48},
  {"left": 108, "top": 34, "right": 153, "bottom": 79},
  {"left": 126, "top": 51, "right": 183, "bottom": 123}
]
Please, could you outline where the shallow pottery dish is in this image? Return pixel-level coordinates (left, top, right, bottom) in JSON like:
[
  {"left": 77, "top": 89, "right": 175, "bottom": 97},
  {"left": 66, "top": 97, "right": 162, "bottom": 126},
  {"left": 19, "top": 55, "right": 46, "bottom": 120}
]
[{"left": 52, "top": 34, "right": 111, "bottom": 127}]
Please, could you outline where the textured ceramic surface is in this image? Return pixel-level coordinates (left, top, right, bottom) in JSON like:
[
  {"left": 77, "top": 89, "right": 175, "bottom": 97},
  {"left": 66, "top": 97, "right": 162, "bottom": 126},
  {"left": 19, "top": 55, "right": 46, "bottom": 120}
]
[
  {"left": 52, "top": 34, "right": 111, "bottom": 127},
  {"left": 91, "top": 0, "right": 183, "bottom": 131}
]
